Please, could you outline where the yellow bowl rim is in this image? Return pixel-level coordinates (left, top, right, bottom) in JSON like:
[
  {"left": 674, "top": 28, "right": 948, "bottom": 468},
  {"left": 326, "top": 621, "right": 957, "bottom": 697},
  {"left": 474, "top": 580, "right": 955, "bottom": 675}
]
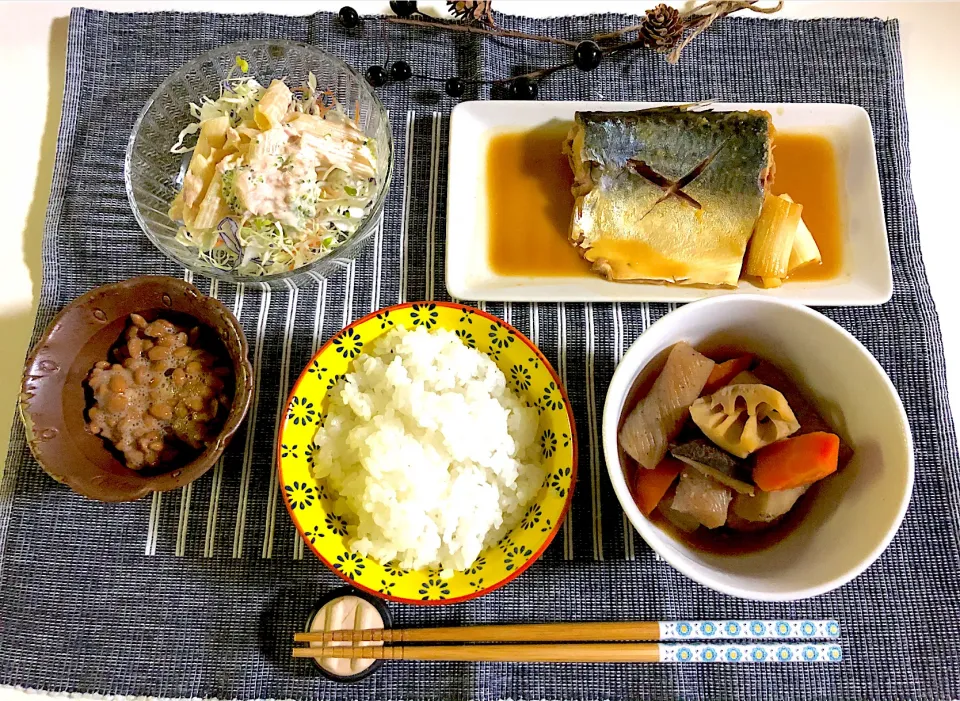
[{"left": 277, "top": 300, "right": 578, "bottom": 605}]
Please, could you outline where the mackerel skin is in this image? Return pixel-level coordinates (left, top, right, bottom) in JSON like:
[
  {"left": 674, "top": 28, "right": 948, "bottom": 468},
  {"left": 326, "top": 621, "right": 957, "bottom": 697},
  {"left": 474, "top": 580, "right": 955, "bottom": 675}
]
[{"left": 566, "top": 108, "right": 772, "bottom": 287}]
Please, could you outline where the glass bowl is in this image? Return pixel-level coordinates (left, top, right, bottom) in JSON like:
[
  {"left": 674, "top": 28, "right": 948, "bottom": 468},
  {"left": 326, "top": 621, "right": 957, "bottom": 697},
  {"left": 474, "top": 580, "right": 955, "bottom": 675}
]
[{"left": 124, "top": 40, "right": 393, "bottom": 288}]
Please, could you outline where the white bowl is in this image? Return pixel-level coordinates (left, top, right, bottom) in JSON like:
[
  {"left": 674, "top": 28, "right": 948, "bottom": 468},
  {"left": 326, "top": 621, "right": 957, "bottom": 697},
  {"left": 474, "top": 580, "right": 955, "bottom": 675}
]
[{"left": 603, "top": 296, "right": 913, "bottom": 601}]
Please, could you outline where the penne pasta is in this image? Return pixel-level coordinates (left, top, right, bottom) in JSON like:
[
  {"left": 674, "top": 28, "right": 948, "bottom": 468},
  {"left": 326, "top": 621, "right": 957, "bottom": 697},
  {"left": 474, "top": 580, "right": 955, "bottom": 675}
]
[
  {"left": 181, "top": 173, "right": 204, "bottom": 210},
  {"left": 288, "top": 113, "right": 363, "bottom": 143},
  {"left": 225, "top": 126, "right": 242, "bottom": 151},
  {"left": 247, "top": 127, "right": 287, "bottom": 162},
  {"left": 185, "top": 145, "right": 240, "bottom": 210},
  {"left": 182, "top": 151, "right": 215, "bottom": 208},
  {"left": 195, "top": 115, "right": 230, "bottom": 158},
  {"left": 254, "top": 79, "right": 292, "bottom": 130},
  {"left": 236, "top": 125, "right": 260, "bottom": 140},
  {"left": 182, "top": 202, "right": 197, "bottom": 229},
  {"left": 168, "top": 191, "right": 185, "bottom": 221},
  {"left": 192, "top": 170, "right": 231, "bottom": 230}
]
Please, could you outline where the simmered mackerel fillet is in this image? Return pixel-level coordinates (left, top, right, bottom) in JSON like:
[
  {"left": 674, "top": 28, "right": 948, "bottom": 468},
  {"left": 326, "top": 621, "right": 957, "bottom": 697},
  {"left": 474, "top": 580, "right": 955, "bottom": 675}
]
[{"left": 564, "top": 108, "right": 773, "bottom": 287}]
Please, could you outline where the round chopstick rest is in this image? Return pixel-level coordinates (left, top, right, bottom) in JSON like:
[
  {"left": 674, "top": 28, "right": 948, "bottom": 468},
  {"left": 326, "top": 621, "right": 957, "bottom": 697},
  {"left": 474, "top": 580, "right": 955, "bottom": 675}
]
[{"left": 305, "top": 587, "right": 392, "bottom": 683}]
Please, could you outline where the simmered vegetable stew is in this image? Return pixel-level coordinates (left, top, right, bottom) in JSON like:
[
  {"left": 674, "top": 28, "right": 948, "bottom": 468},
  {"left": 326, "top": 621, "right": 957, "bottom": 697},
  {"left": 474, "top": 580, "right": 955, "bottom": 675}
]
[{"left": 618, "top": 342, "right": 852, "bottom": 555}]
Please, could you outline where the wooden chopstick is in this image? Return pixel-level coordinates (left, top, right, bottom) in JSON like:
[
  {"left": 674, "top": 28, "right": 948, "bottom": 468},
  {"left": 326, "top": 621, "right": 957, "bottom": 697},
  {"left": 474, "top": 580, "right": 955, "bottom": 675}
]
[
  {"left": 293, "top": 619, "right": 840, "bottom": 644},
  {"left": 294, "top": 621, "right": 843, "bottom": 664},
  {"left": 294, "top": 642, "right": 662, "bottom": 663},
  {"left": 292, "top": 641, "right": 843, "bottom": 663},
  {"left": 295, "top": 621, "right": 660, "bottom": 644}
]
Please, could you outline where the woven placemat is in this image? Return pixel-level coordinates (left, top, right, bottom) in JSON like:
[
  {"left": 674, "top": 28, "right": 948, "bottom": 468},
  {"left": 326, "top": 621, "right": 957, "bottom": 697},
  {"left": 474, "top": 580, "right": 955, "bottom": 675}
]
[{"left": 1, "top": 8, "right": 958, "bottom": 700}]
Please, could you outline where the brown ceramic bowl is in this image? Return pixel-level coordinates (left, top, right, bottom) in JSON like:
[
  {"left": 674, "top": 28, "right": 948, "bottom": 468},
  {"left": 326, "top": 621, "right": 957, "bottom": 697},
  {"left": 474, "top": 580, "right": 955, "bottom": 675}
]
[{"left": 19, "top": 276, "right": 253, "bottom": 502}]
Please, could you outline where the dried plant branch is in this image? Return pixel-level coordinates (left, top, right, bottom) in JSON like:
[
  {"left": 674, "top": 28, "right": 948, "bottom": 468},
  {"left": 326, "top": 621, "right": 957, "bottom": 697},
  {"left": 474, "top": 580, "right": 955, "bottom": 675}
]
[
  {"left": 386, "top": 16, "right": 579, "bottom": 47},
  {"left": 380, "top": 0, "right": 784, "bottom": 90},
  {"left": 415, "top": 62, "right": 576, "bottom": 86},
  {"left": 491, "top": 62, "right": 575, "bottom": 85},
  {"left": 681, "top": 0, "right": 784, "bottom": 20},
  {"left": 602, "top": 37, "right": 647, "bottom": 56},
  {"left": 595, "top": 0, "right": 782, "bottom": 47},
  {"left": 668, "top": 0, "right": 783, "bottom": 63},
  {"left": 593, "top": 23, "right": 647, "bottom": 43}
]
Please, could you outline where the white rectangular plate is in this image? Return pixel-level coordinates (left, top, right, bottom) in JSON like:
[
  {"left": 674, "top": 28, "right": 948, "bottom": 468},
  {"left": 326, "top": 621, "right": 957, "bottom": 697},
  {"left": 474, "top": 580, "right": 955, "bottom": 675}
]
[{"left": 445, "top": 101, "right": 892, "bottom": 306}]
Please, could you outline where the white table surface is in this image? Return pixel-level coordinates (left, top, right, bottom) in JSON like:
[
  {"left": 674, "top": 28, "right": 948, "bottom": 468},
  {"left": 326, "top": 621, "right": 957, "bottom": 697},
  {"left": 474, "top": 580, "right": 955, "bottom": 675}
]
[{"left": 1, "top": 0, "right": 958, "bottom": 697}]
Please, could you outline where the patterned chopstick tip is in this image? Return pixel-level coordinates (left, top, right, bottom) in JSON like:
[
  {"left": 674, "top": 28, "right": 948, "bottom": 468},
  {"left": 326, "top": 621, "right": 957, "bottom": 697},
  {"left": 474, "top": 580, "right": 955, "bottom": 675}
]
[
  {"left": 659, "top": 643, "right": 842, "bottom": 663},
  {"left": 660, "top": 619, "right": 840, "bottom": 640}
]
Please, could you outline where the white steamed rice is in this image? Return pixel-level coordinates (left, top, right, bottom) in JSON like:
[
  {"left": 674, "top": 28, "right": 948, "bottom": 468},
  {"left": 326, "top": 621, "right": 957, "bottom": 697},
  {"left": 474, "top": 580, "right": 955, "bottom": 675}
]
[{"left": 312, "top": 324, "right": 543, "bottom": 576}]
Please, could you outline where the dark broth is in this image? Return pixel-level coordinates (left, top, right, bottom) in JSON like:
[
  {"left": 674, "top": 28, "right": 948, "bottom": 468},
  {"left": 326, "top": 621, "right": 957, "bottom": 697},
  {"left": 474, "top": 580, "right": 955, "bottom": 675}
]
[
  {"left": 618, "top": 347, "right": 835, "bottom": 556},
  {"left": 769, "top": 133, "right": 844, "bottom": 283},
  {"left": 648, "top": 482, "right": 821, "bottom": 556},
  {"left": 486, "top": 125, "right": 590, "bottom": 277}
]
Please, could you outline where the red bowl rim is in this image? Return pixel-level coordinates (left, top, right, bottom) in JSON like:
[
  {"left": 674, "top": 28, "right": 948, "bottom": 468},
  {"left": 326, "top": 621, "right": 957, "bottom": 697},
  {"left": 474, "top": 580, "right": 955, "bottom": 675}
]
[{"left": 277, "top": 301, "right": 579, "bottom": 605}]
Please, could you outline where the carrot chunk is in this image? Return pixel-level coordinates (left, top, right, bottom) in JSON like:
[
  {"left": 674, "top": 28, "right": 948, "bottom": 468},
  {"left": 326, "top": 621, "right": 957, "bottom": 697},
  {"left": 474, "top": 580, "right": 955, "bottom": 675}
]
[
  {"left": 633, "top": 457, "right": 684, "bottom": 516},
  {"left": 702, "top": 354, "right": 755, "bottom": 395},
  {"left": 752, "top": 432, "right": 840, "bottom": 492}
]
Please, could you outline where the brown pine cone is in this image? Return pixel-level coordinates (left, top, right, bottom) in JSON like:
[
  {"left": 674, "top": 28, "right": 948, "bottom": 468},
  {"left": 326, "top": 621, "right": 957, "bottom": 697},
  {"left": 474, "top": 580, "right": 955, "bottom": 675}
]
[
  {"left": 447, "top": 1, "right": 495, "bottom": 26},
  {"left": 639, "top": 3, "right": 684, "bottom": 51}
]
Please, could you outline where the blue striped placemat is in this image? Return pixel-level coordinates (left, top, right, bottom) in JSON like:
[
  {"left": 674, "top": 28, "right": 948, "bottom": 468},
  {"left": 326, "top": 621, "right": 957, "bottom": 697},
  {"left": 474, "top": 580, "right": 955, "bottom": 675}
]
[{"left": 1, "top": 8, "right": 958, "bottom": 700}]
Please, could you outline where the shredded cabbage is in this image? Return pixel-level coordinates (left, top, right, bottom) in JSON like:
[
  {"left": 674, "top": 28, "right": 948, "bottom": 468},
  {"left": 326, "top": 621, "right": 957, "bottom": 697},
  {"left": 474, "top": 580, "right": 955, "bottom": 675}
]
[{"left": 171, "top": 58, "right": 266, "bottom": 154}]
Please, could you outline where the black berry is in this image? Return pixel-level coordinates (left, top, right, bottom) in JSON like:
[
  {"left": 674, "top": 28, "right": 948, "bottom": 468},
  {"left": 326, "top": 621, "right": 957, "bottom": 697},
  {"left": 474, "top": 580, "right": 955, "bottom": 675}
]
[
  {"left": 445, "top": 77, "right": 465, "bottom": 98},
  {"left": 389, "top": 1, "right": 418, "bottom": 17},
  {"left": 365, "top": 65, "right": 388, "bottom": 87},
  {"left": 390, "top": 60, "right": 412, "bottom": 81},
  {"left": 508, "top": 77, "right": 538, "bottom": 100},
  {"left": 338, "top": 6, "right": 360, "bottom": 28},
  {"left": 574, "top": 40, "right": 602, "bottom": 71}
]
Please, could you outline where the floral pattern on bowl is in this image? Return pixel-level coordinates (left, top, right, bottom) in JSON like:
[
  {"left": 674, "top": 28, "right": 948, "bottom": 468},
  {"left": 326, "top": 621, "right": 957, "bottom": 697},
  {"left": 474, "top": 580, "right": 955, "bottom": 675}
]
[{"left": 277, "top": 302, "right": 577, "bottom": 605}]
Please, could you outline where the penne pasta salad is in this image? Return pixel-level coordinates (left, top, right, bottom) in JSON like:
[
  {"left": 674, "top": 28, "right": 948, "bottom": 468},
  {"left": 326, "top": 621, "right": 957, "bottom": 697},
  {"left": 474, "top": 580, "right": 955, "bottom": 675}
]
[{"left": 168, "top": 57, "right": 379, "bottom": 277}]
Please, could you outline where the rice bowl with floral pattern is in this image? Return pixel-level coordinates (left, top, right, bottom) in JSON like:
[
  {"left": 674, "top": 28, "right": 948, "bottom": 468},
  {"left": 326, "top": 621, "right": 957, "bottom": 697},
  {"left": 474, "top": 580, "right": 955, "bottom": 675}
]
[{"left": 278, "top": 302, "right": 577, "bottom": 604}]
